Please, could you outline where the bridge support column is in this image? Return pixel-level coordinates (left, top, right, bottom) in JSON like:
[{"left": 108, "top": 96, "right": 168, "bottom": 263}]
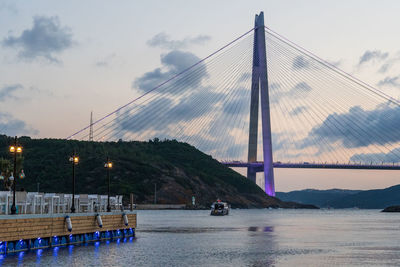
[
  {"left": 247, "top": 12, "right": 275, "bottom": 196},
  {"left": 247, "top": 167, "right": 257, "bottom": 184}
]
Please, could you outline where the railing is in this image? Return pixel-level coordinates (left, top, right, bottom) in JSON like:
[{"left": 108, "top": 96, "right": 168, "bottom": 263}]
[{"left": 0, "top": 191, "right": 123, "bottom": 215}]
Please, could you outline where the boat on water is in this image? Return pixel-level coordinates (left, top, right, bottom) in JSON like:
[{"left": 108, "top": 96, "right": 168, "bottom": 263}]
[{"left": 210, "top": 199, "right": 230, "bottom": 216}]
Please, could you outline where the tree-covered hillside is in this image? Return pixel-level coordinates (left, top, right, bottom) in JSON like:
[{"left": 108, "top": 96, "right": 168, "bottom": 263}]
[{"left": 277, "top": 186, "right": 400, "bottom": 209}]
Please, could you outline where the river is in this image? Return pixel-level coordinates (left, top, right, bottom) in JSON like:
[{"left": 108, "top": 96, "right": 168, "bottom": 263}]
[{"left": 1, "top": 209, "right": 400, "bottom": 266}]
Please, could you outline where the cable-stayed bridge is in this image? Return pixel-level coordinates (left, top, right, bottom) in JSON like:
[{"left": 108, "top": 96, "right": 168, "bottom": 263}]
[{"left": 67, "top": 12, "right": 400, "bottom": 196}]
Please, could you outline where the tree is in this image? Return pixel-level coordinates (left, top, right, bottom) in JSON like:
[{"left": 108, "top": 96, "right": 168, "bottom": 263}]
[
  {"left": 0, "top": 158, "right": 12, "bottom": 190},
  {"left": 0, "top": 157, "right": 24, "bottom": 190}
]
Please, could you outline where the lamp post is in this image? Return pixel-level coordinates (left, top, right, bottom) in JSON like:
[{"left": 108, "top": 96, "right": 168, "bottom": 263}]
[
  {"left": 69, "top": 153, "right": 79, "bottom": 213},
  {"left": 104, "top": 157, "right": 113, "bottom": 212},
  {"left": 154, "top": 183, "right": 157, "bottom": 204},
  {"left": 9, "top": 136, "right": 22, "bottom": 215}
]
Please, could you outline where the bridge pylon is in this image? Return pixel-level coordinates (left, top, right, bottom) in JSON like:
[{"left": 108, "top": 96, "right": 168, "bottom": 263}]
[{"left": 247, "top": 12, "right": 275, "bottom": 196}]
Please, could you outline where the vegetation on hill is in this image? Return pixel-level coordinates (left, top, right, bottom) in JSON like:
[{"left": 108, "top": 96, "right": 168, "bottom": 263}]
[
  {"left": 276, "top": 189, "right": 362, "bottom": 208},
  {"left": 327, "top": 185, "right": 400, "bottom": 209},
  {"left": 278, "top": 185, "right": 400, "bottom": 209},
  {"left": 0, "top": 135, "right": 314, "bottom": 208}
]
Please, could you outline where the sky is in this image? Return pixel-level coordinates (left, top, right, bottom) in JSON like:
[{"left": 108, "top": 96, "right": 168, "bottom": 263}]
[{"left": 1, "top": 0, "right": 400, "bottom": 192}]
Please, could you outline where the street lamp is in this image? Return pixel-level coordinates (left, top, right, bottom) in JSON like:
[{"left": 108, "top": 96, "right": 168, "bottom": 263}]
[
  {"left": 9, "top": 136, "right": 22, "bottom": 215},
  {"left": 104, "top": 157, "right": 113, "bottom": 212},
  {"left": 69, "top": 153, "right": 79, "bottom": 213}
]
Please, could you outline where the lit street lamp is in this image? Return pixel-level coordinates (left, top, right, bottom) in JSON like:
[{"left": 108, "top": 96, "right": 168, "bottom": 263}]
[
  {"left": 69, "top": 153, "right": 79, "bottom": 213},
  {"left": 104, "top": 157, "right": 113, "bottom": 212},
  {"left": 9, "top": 136, "right": 22, "bottom": 215}
]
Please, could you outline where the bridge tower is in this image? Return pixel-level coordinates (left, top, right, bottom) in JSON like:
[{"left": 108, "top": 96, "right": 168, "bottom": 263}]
[{"left": 247, "top": 12, "right": 275, "bottom": 196}]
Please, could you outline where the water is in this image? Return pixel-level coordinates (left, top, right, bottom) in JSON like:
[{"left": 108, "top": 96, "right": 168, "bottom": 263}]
[{"left": 1, "top": 209, "right": 400, "bottom": 266}]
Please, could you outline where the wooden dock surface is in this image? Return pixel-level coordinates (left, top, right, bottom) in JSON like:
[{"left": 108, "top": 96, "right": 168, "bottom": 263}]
[{"left": 0, "top": 212, "right": 136, "bottom": 242}]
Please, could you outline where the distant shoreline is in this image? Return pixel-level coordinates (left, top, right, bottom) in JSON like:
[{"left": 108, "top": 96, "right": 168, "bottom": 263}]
[{"left": 132, "top": 203, "right": 319, "bottom": 210}]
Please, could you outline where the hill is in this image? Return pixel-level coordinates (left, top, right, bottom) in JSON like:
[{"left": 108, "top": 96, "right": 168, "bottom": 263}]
[
  {"left": 327, "top": 185, "right": 400, "bottom": 209},
  {"left": 277, "top": 185, "right": 400, "bottom": 209},
  {"left": 276, "top": 189, "right": 362, "bottom": 208},
  {"left": 0, "top": 135, "right": 314, "bottom": 209}
]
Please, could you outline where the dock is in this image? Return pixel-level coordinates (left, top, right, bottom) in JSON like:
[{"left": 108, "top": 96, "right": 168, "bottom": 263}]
[{"left": 0, "top": 211, "right": 136, "bottom": 254}]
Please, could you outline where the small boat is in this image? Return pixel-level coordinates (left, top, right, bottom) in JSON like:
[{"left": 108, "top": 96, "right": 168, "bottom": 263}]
[{"left": 210, "top": 199, "right": 230, "bottom": 216}]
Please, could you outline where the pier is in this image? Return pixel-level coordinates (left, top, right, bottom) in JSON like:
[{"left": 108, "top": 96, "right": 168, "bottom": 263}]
[{"left": 0, "top": 211, "right": 136, "bottom": 254}]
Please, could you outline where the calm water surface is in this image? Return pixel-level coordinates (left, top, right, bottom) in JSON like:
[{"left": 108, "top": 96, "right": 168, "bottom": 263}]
[{"left": 1, "top": 209, "right": 400, "bottom": 266}]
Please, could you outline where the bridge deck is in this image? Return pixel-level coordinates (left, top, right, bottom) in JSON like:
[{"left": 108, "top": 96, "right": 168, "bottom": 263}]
[{"left": 222, "top": 162, "right": 400, "bottom": 171}]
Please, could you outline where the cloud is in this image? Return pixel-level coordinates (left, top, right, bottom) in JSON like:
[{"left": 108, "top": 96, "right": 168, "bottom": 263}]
[
  {"left": 0, "top": 84, "right": 52, "bottom": 102},
  {"left": 327, "top": 59, "right": 342, "bottom": 68},
  {"left": 269, "top": 82, "right": 281, "bottom": 92},
  {"left": 121, "top": 73, "right": 251, "bottom": 160},
  {"left": 132, "top": 50, "right": 207, "bottom": 94},
  {"left": 0, "top": 2, "right": 18, "bottom": 14},
  {"left": 377, "top": 76, "right": 400, "bottom": 88},
  {"left": 271, "top": 132, "right": 290, "bottom": 151},
  {"left": 0, "top": 84, "right": 23, "bottom": 101},
  {"left": 289, "top": 106, "right": 307, "bottom": 116},
  {"left": 292, "top": 82, "right": 312, "bottom": 92},
  {"left": 0, "top": 113, "right": 38, "bottom": 136},
  {"left": 2, "top": 16, "right": 74, "bottom": 63},
  {"left": 358, "top": 50, "right": 388, "bottom": 66},
  {"left": 270, "top": 81, "right": 312, "bottom": 104},
  {"left": 378, "top": 52, "right": 400, "bottom": 73},
  {"left": 355, "top": 50, "right": 400, "bottom": 73},
  {"left": 292, "top": 56, "right": 310, "bottom": 70},
  {"left": 224, "top": 143, "right": 247, "bottom": 158},
  {"left": 237, "top": 72, "right": 251, "bottom": 83},
  {"left": 222, "top": 98, "right": 245, "bottom": 115},
  {"left": 126, "top": 49, "right": 237, "bottom": 153},
  {"left": 117, "top": 89, "right": 223, "bottom": 134},
  {"left": 379, "top": 63, "right": 391, "bottom": 73},
  {"left": 147, "top": 33, "right": 211, "bottom": 50},
  {"left": 220, "top": 87, "right": 249, "bottom": 115},
  {"left": 95, "top": 53, "right": 116, "bottom": 67},
  {"left": 302, "top": 104, "right": 400, "bottom": 148},
  {"left": 350, "top": 147, "right": 400, "bottom": 163}
]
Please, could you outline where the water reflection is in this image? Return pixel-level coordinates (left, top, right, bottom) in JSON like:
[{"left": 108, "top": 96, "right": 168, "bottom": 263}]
[
  {"left": 245, "top": 225, "right": 277, "bottom": 266},
  {"left": 68, "top": 245, "right": 73, "bottom": 256},
  {"left": 17, "top": 251, "right": 24, "bottom": 265},
  {"left": 36, "top": 249, "right": 43, "bottom": 264},
  {"left": 52, "top": 247, "right": 59, "bottom": 265},
  {"left": 93, "top": 241, "right": 100, "bottom": 260},
  {"left": 0, "top": 238, "right": 134, "bottom": 266},
  {"left": 264, "top": 226, "right": 274, "bottom": 232},
  {"left": 247, "top": 226, "right": 274, "bottom": 232}
]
